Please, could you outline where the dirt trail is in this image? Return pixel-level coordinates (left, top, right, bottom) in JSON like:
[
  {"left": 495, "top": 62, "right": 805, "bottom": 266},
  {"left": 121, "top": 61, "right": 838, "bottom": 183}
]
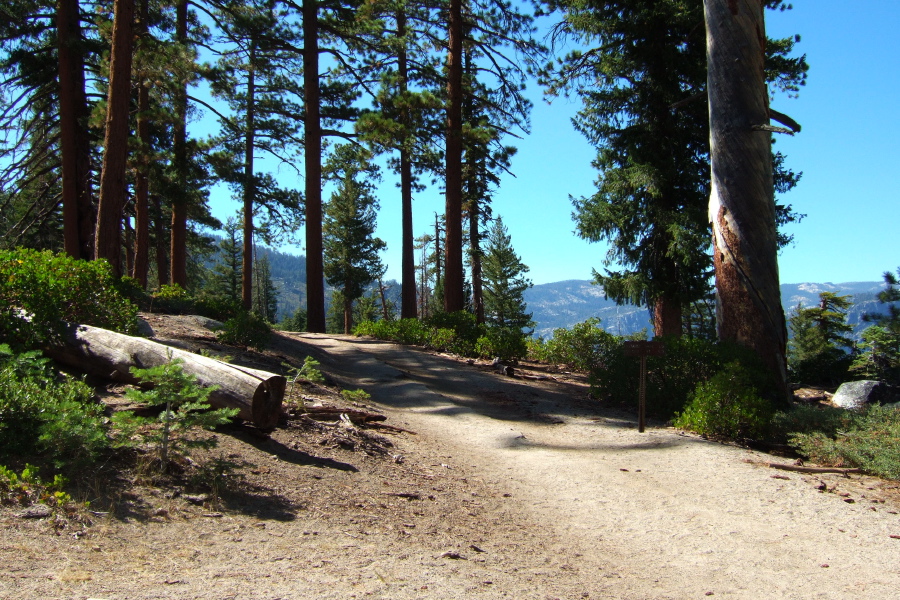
[
  {"left": 4, "top": 332, "right": 900, "bottom": 599},
  {"left": 299, "top": 334, "right": 900, "bottom": 599}
]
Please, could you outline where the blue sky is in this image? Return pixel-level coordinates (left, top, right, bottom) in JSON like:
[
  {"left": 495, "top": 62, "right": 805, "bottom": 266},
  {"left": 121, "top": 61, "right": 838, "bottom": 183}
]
[{"left": 207, "top": 1, "right": 900, "bottom": 287}]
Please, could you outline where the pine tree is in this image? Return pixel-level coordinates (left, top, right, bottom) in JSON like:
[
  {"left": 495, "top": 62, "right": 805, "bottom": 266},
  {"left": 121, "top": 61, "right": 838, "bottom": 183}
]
[
  {"left": 322, "top": 146, "right": 386, "bottom": 334},
  {"left": 252, "top": 251, "right": 279, "bottom": 322},
  {"left": 788, "top": 292, "right": 855, "bottom": 385},
  {"left": 481, "top": 217, "right": 533, "bottom": 333},
  {"left": 208, "top": 216, "right": 243, "bottom": 303},
  {"left": 543, "top": 0, "right": 807, "bottom": 339}
]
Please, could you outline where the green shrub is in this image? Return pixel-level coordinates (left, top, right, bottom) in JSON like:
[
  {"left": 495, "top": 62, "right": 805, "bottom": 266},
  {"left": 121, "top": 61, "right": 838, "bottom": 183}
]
[
  {"left": 0, "top": 248, "right": 138, "bottom": 347},
  {"left": 476, "top": 327, "right": 528, "bottom": 362},
  {"left": 194, "top": 295, "right": 242, "bottom": 322},
  {"left": 674, "top": 361, "right": 775, "bottom": 440},
  {"left": 115, "top": 355, "right": 238, "bottom": 470},
  {"left": 0, "top": 464, "right": 73, "bottom": 508},
  {"left": 0, "top": 350, "right": 108, "bottom": 468},
  {"left": 529, "top": 318, "right": 619, "bottom": 372},
  {"left": 217, "top": 310, "right": 271, "bottom": 350},
  {"left": 276, "top": 307, "right": 307, "bottom": 332},
  {"left": 150, "top": 283, "right": 195, "bottom": 314},
  {"left": 590, "top": 335, "right": 776, "bottom": 420},
  {"left": 341, "top": 389, "right": 371, "bottom": 402},
  {"left": 788, "top": 405, "right": 900, "bottom": 479}
]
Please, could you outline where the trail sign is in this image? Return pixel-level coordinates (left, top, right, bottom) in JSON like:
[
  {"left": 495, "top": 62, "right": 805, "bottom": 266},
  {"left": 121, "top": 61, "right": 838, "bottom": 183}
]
[{"left": 623, "top": 341, "right": 666, "bottom": 432}]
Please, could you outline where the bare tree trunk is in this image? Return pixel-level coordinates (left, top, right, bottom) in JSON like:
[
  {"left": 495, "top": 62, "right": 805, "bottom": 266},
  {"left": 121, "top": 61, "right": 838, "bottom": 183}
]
[
  {"left": 241, "top": 42, "right": 257, "bottom": 311},
  {"left": 468, "top": 201, "right": 484, "bottom": 324},
  {"left": 397, "top": 12, "right": 417, "bottom": 320},
  {"left": 443, "top": 0, "right": 464, "bottom": 313},
  {"left": 169, "top": 0, "right": 189, "bottom": 288},
  {"left": 304, "top": 0, "right": 325, "bottom": 332},
  {"left": 653, "top": 297, "right": 682, "bottom": 338},
  {"left": 704, "top": 0, "right": 788, "bottom": 401},
  {"left": 95, "top": 0, "right": 135, "bottom": 276},
  {"left": 154, "top": 194, "right": 170, "bottom": 286},
  {"left": 133, "top": 0, "right": 151, "bottom": 288},
  {"left": 57, "top": 0, "right": 94, "bottom": 261}
]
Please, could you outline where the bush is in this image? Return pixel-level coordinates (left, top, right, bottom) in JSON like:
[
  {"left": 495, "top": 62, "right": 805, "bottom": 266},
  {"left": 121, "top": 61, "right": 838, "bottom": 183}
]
[
  {"left": 788, "top": 405, "right": 900, "bottom": 479},
  {"left": 0, "top": 248, "right": 138, "bottom": 347},
  {"left": 589, "top": 335, "right": 777, "bottom": 420},
  {"left": 528, "top": 318, "right": 619, "bottom": 372},
  {"left": 674, "top": 361, "right": 775, "bottom": 440},
  {"left": 476, "top": 327, "right": 528, "bottom": 362},
  {"left": 217, "top": 310, "right": 271, "bottom": 350},
  {"left": 0, "top": 346, "right": 108, "bottom": 468},
  {"left": 194, "top": 295, "right": 242, "bottom": 322},
  {"left": 150, "top": 283, "right": 195, "bottom": 314}
]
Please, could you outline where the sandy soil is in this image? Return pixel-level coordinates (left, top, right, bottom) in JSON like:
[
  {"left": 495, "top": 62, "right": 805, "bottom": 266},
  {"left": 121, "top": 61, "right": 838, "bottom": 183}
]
[{"left": 3, "top": 325, "right": 900, "bottom": 599}]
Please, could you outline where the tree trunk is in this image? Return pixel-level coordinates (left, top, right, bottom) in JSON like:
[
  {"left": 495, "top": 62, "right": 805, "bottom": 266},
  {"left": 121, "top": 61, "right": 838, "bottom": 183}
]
[
  {"left": 304, "top": 0, "right": 325, "bottom": 332},
  {"left": 704, "top": 0, "right": 788, "bottom": 401},
  {"left": 154, "top": 194, "right": 170, "bottom": 286},
  {"left": 468, "top": 201, "right": 484, "bottom": 324},
  {"left": 397, "top": 12, "right": 417, "bottom": 320},
  {"left": 443, "top": 0, "right": 464, "bottom": 313},
  {"left": 46, "top": 323, "right": 285, "bottom": 429},
  {"left": 242, "top": 42, "right": 257, "bottom": 311},
  {"left": 169, "top": 0, "right": 189, "bottom": 288},
  {"left": 95, "top": 0, "right": 135, "bottom": 277},
  {"left": 343, "top": 293, "right": 352, "bottom": 335},
  {"left": 57, "top": 0, "right": 95, "bottom": 261},
  {"left": 653, "top": 296, "right": 682, "bottom": 338},
  {"left": 133, "top": 0, "right": 151, "bottom": 288}
]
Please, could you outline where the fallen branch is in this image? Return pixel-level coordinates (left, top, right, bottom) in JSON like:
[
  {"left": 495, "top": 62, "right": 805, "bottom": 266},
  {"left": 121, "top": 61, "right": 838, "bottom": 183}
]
[
  {"left": 298, "top": 406, "right": 387, "bottom": 423},
  {"left": 764, "top": 462, "right": 862, "bottom": 475}
]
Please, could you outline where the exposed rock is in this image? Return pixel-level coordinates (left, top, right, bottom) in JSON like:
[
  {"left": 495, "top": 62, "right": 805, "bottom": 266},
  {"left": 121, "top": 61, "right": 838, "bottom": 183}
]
[
  {"left": 189, "top": 315, "right": 224, "bottom": 331},
  {"left": 136, "top": 317, "right": 154, "bottom": 337},
  {"left": 16, "top": 504, "right": 52, "bottom": 519},
  {"left": 832, "top": 380, "right": 900, "bottom": 409}
]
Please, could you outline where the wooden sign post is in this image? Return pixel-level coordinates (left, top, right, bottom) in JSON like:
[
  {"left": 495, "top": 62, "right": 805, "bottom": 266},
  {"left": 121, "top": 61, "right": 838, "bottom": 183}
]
[{"left": 623, "top": 341, "right": 665, "bottom": 433}]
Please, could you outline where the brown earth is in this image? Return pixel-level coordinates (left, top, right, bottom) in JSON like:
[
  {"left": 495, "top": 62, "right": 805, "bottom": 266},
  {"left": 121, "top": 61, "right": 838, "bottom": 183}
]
[{"left": 2, "top": 316, "right": 900, "bottom": 599}]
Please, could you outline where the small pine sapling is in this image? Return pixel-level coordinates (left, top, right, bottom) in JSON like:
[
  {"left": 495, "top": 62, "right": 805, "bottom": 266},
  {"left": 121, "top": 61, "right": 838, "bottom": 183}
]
[{"left": 116, "top": 353, "right": 238, "bottom": 470}]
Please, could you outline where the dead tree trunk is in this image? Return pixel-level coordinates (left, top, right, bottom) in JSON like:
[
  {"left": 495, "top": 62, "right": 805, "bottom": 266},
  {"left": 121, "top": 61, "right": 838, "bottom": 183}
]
[
  {"left": 704, "top": 0, "right": 788, "bottom": 401},
  {"left": 46, "top": 323, "right": 286, "bottom": 428}
]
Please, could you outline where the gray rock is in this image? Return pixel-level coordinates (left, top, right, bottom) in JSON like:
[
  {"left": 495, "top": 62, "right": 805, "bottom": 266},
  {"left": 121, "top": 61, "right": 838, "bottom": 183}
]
[
  {"left": 189, "top": 315, "right": 224, "bottom": 331},
  {"left": 832, "top": 380, "right": 900, "bottom": 409},
  {"left": 16, "top": 504, "right": 52, "bottom": 519},
  {"left": 136, "top": 317, "right": 154, "bottom": 337}
]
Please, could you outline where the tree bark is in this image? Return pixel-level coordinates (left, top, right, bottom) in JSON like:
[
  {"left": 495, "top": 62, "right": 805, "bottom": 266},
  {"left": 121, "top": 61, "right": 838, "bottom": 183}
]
[
  {"left": 169, "top": 0, "right": 189, "bottom": 288},
  {"left": 443, "top": 0, "right": 465, "bottom": 313},
  {"left": 704, "top": 0, "right": 788, "bottom": 401},
  {"left": 133, "top": 0, "right": 151, "bottom": 288},
  {"left": 46, "top": 323, "right": 285, "bottom": 429},
  {"left": 304, "top": 0, "right": 325, "bottom": 332},
  {"left": 397, "top": 12, "right": 417, "bottom": 320},
  {"left": 57, "top": 0, "right": 95, "bottom": 261},
  {"left": 95, "top": 0, "right": 135, "bottom": 277},
  {"left": 468, "top": 199, "right": 485, "bottom": 324},
  {"left": 242, "top": 42, "right": 257, "bottom": 311},
  {"left": 154, "top": 193, "right": 170, "bottom": 286},
  {"left": 653, "top": 296, "right": 682, "bottom": 338}
]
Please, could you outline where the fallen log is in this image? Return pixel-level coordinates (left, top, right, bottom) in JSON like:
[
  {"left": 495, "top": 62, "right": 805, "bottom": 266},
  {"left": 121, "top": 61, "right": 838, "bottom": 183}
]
[{"left": 46, "top": 322, "right": 285, "bottom": 429}]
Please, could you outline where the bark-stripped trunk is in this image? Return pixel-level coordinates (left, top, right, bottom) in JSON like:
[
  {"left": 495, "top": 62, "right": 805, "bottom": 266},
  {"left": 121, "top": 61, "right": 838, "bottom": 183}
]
[
  {"left": 304, "top": 0, "right": 325, "bottom": 332},
  {"left": 704, "top": 0, "right": 788, "bottom": 401},
  {"left": 397, "top": 12, "right": 417, "bottom": 320},
  {"left": 241, "top": 42, "right": 257, "bottom": 311},
  {"left": 95, "top": 0, "right": 135, "bottom": 276},
  {"left": 169, "top": 0, "right": 188, "bottom": 288},
  {"left": 443, "top": 0, "right": 464, "bottom": 313},
  {"left": 133, "top": 0, "right": 150, "bottom": 287},
  {"left": 58, "top": 0, "right": 95, "bottom": 260}
]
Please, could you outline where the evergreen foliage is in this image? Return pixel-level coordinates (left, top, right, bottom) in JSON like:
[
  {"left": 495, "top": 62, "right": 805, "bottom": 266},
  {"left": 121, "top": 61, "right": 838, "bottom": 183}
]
[
  {"left": 852, "top": 268, "right": 900, "bottom": 384},
  {"left": 481, "top": 217, "right": 534, "bottom": 334},
  {"left": 788, "top": 292, "right": 855, "bottom": 385},
  {"left": 322, "top": 147, "right": 386, "bottom": 334}
]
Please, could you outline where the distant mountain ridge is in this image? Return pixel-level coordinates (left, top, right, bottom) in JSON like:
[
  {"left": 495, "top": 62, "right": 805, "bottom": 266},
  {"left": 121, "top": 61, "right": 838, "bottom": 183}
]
[{"left": 525, "top": 279, "right": 891, "bottom": 339}]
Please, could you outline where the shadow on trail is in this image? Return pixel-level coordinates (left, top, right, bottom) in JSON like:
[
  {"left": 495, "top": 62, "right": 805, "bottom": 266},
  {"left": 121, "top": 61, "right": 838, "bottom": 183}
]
[
  {"left": 228, "top": 424, "right": 359, "bottom": 473},
  {"left": 275, "top": 332, "right": 651, "bottom": 431},
  {"left": 497, "top": 433, "right": 693, "bottom": 453}
]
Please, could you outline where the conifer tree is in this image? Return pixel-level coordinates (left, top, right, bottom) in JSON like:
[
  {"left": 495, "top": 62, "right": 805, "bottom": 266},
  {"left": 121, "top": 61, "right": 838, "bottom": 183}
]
[
  {"left": 252, "top": 251, "right": 279, "bottom": 322},
  {"left": 482, "top": 216, "right": 533, "bottom": 333},
  {"left": 788, "top": 292, "right": 855, "bottom": 385},
  {"left": 322, "top": 146, "right": 386, "bottom": 334},
  {"left": 543, "top": 0, "right": 806, "bottom": 339}
]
